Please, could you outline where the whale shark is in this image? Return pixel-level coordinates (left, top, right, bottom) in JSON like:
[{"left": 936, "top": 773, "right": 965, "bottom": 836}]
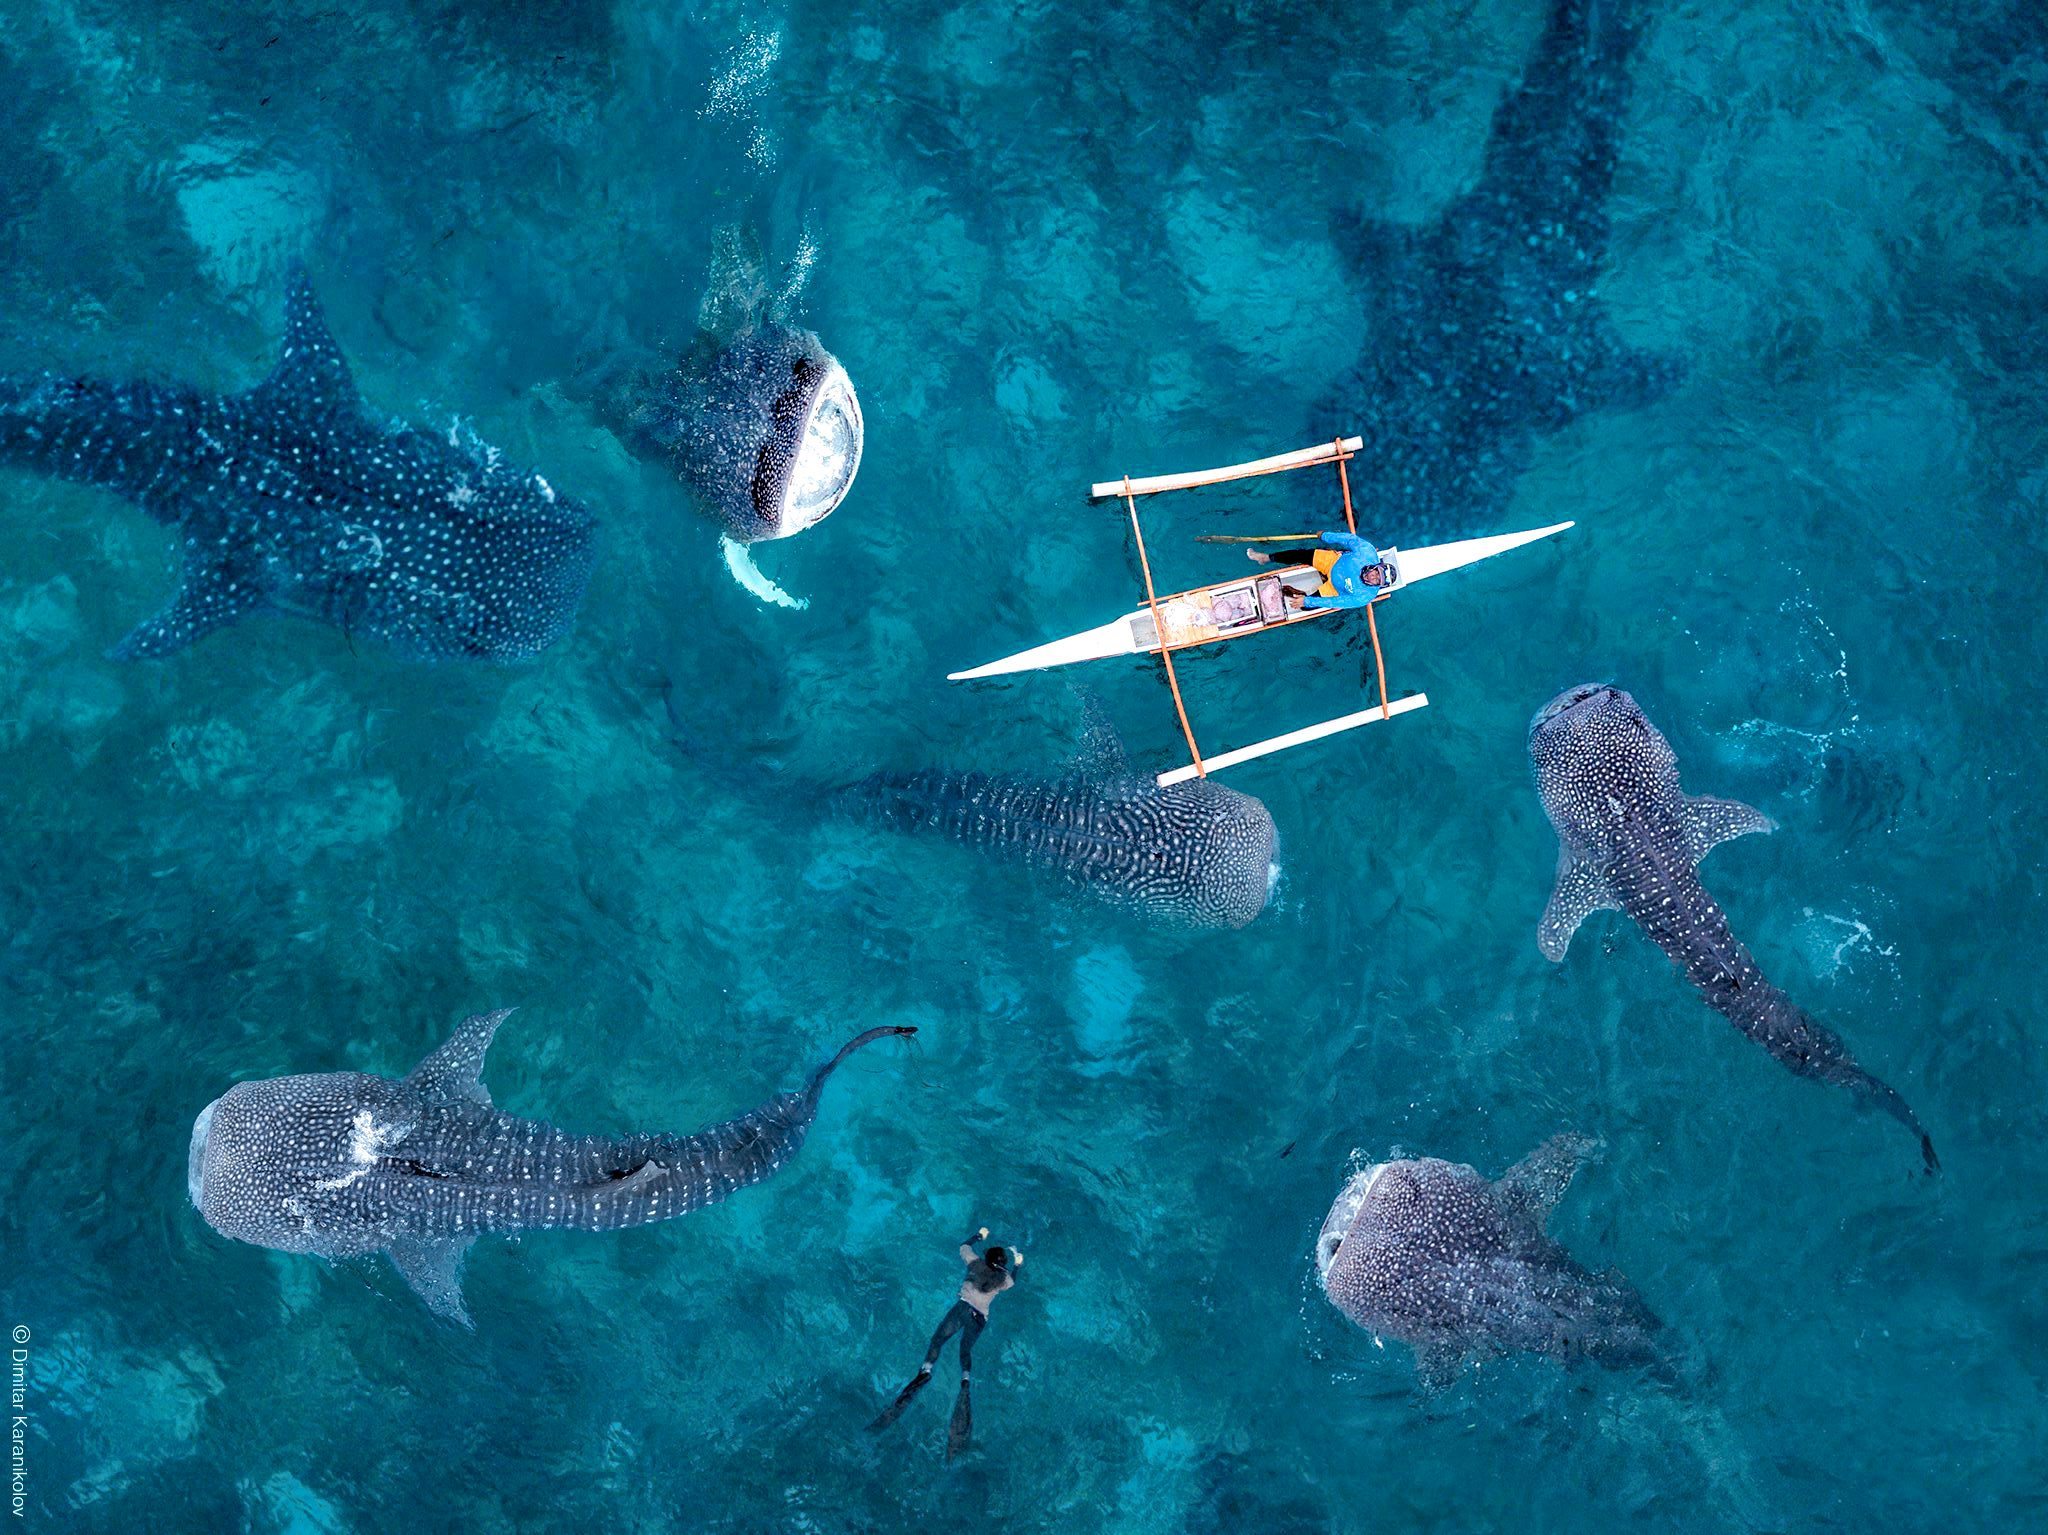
[
  {"left": 1315, "top": 1135, "right": 1663, "bottom": 1387},
  {"left": 589, "top": 227, "right": 860, "bottom": 610},
  {"left": 0, "top": 273, "right": 597, "bottom": 661},
  {"left": 1529, "top": 683, "right": 1938, "bottom": 1171},
  {"left": 841, "top": 765, "right": 1279, "bottom": 930},
  {"left": 830, "top": 700, "right": 1278, "bottom": 930},
  {"left": 188, "top": 1010, "right": 914, "bottom": 1324},
  {"left": 657, "top": 682, "right": 1280, "bottom": 930},
  {"left": 1316, "top": 0, "right": 1677, "bottom": 531}
]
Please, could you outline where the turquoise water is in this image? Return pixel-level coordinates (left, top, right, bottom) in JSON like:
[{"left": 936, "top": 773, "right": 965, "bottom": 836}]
[{"left": 1, "top": 0, "right": 2043, "bottom": 1529}]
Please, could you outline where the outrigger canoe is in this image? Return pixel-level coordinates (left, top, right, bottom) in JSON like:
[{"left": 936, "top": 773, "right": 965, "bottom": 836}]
[
  {"left": 948, "top": 434, "right": 1575, "bottom": 787},
  {"left": 947, "top": 521, "right": 1573, "bottom": 681}
]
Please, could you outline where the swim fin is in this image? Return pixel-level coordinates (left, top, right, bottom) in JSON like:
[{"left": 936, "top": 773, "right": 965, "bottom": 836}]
[
  {"left": 945, "top": 1382, "right": 972, "bottom": 1461},
  {"left": 867, "top": 1370, "right": 932, "bottom": 1433}
]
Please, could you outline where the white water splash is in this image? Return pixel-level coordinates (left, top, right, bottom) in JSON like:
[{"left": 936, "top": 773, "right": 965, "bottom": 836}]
[
  {"left": 1800, "top": 908, "right": 1897, "bottom": 978},
  {"left": 1726, "top": 590, "right": 1864, "bottom": 793}
]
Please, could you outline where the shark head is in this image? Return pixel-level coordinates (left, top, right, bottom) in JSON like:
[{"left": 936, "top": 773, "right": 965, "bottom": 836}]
[
  {"left": 1161, "top": 779, "right": 1280, "bottom": 929},
  {"left": 767, "top": 342, "right": 863, "bottom": 539},
  {"left": 1527, "top": 682, "right": 1678, "bottom": 849},
  {"left": 188, "top": 1073, "right": 414, "bottom": 1256},
  {"left": 683, "top": 322, "right": 863, "bottom": 543},
  {"left": 1315, "top": 1158, "right": 1447, "bottom": 1332},
  {"left": 1314, "top": 1161, "right": 1389, "bottom": 1282}
]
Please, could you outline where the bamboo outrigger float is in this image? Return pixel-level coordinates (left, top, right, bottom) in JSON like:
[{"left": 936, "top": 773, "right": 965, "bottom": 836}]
[{"left": 948, "top": 437, "right": 1572, "bottom": 787}]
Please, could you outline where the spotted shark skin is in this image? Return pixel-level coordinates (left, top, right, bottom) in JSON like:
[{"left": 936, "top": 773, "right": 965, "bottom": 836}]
[
  {"left": 1316, "top": 0, "right": 1677, "bottom": 530},
  {"left": 841, "top": 766, "right": 1280, "bottom": 931},
  {"left": 613, "top": 320, "right": 861, "bottom": 544},
  {"left": 1316, "top": 1136, "right": 1663, "bottom": 1387},
  {"left": 188, "top": 1010, "right": 914, "bottom": 1324},
  {"left": 0, "top": 273, "right": 597, "bottom": 661},
  {"left": 584, "top": 227, "right": 861, "bottom": 548},
  {"left": 1529, "top": 683, "right": 1938, "bottom": 1172}
]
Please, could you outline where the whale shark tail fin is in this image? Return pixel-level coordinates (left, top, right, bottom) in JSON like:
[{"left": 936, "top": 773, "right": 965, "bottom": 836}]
[
  {"left": 1822, "top": 1056, "right": 1940, "bottom": 1175},
  {"left": 647, "top": 1027, "right": 917, "bottom": 1218},
  {"left": 806, "top": 1025, "right": 919, "bottom": 1102}
]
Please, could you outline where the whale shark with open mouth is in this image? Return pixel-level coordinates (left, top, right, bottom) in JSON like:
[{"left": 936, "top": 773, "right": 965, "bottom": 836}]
[{"left": 594, "top": 226, "right": 862, "bottom": 610}]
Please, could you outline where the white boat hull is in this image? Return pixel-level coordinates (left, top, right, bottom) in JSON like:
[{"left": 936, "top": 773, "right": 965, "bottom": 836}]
[{"left": 948, "top": 521, "right": 1572, "bottom": 681}]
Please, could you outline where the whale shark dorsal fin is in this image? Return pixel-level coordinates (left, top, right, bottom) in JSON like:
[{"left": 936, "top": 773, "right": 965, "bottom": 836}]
[
  {"left": 609, "top": 1159, "right": 666, "bottom": 1190},
  {"left": 1495, "top": 1133, "right": 1599, "bottom": 1229},
  {"left": 405, "top": 1008, "right": 515, "bottom": 1109},
  {"left": 248, "top": 269, "right": 357, "bottom": 419},
  {"left": 111, "top": 544, "right": 264, "bottom": 659},
  {"left": 1538, "top": 850, "right": 1620, "bottom": 962},
  {"left": 386, "top": 1235, "right": 476, "bottom": 1327},
  {"left": 1074, "top": 690, "right": 1130, "bottom": 779},
  {"left": 1681, "top": 794, "right": 1776, "bottom": 865}
]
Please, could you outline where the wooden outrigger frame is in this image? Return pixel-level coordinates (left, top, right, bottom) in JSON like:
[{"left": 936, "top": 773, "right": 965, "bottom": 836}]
[
  {"left": 1099, "top": 436, "right": 1407, "bottom": 786},
  {"left": 949, "top": 435, "right": 1573, "bottom": 787}
]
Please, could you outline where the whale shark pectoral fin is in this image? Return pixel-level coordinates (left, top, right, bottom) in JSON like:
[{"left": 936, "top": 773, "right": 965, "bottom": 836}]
[
  {"left": 1681, "top": 794, "right": 1776, "bottom": 864},
  {"left": 245, "top": 268, "right": 358, "bottom": 420},
  {"left": 1538, "top": 851, "right": 1620, "bottom": 962},
  {"left": 386, "top": 1235, "right": 476, "bottom": 1328},
  {"left": 1529, "top": 328, "right": 1682, "bottom": 433},
  {"left": 405, "top": 1008, "right": 515, "bottom": 1109},
  {"left": 1496, "top": 1133, "right": 1600, "bottom": 1229},
  {"left": 110, "top": 548, "right": 264, "bottom": 660}
]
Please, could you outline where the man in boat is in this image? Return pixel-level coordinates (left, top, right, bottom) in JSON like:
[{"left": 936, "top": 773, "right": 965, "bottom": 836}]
[
  {"left": 868, "top": 1224, "right": 1023, "bottom": 1459},
  {"left": 1249, "top": 529, "right": 1395, "bottom": 609}
]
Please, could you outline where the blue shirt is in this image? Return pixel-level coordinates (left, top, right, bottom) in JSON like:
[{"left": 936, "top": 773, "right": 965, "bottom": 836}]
[{"left": 1301, "top": 530, "right": 1387, "bottom": 610}]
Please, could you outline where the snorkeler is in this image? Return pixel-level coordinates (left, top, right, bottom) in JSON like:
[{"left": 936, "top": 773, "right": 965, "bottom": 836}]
[
  {"left": 1249, "top": 529, "right": 1394, "bottom": 610},
  {"left": 868, "top": 1225, "right": 1023, "bottom": 1459}
]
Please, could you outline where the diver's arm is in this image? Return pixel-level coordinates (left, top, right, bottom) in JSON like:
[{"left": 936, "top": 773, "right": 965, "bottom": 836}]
[{"left": 1321, "top": 530, "right": 1372, "bottom": 553}]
